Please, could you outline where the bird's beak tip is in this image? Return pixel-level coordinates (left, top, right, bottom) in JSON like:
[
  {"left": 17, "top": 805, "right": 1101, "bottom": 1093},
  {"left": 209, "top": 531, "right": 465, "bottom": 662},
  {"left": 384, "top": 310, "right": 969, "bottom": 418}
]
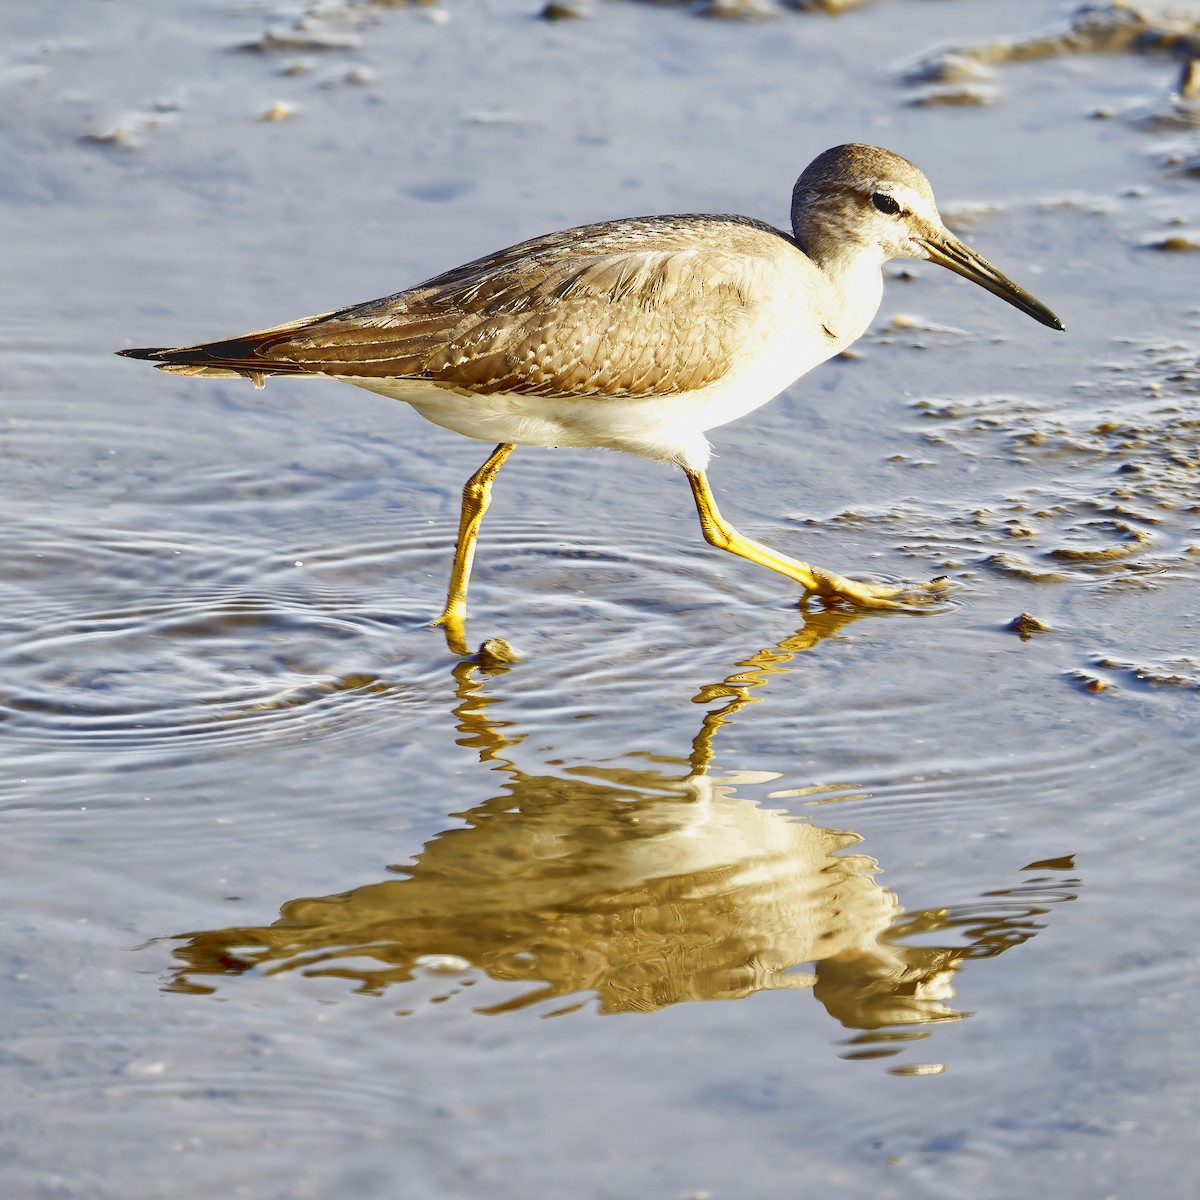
[
  {"left": 921, "top": 234, "right": 1064, "bottom": 333},
  {"left": 1036, "top": 307, "right": 1065, "bottom": 333}
]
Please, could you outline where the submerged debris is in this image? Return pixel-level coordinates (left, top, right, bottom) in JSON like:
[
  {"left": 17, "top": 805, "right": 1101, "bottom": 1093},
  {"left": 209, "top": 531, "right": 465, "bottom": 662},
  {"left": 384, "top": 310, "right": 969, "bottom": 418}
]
[
  {"left": 696, "top": 0, "right": 782, "bottom": 19},
  {"left": 1143, "top": 232, "right": 1200, "bottom": 250},
  {"left": 1165, "top": 148, "right": 1200, "bottom": 175},
  {"left": 791, "top": 0, "right": 872, "bottom": 12},
  {"left": 539, "top": 1, "right": 589, "bottom": 18},
  {"left": 238, "top": 26, "right": 362, "bottom": 53},
  {"left": 476, "top": 638, "right": 520, "bottom": 670},
  {"left": 1179, "top": 57, "right": 1200, "bottom": 98},
  {"left": 907, "top": 85, "right": 997, "bottom": 108},
  {"left": 1046, "top": 520, "right": 1153, "bottom": 562},
  {"left": 903, "top": 3, "right": 1200, "bottom": 93},
  {"left": 80, "top": 126, "right": 140, "bottom": 149},
  {"left": 1095, "top": 654, "right": 1200, "bottom": 689},
  {"left": 1068, "top": 671, "right": 1111, "bottom": 694},
  {"left": 902, "top": 52, "right": 995, "bottom": 88},
  {"left": 257, "top": 101, "right": 295, "bottom": 122},
  {"left": 322, "top": 64, "right": 377, "bottom": 87},
  {"left": 882, "top": 313, "right": 970, "bottom": 338},
  {"left": 1008, "top": 612, "right": 1052, "bottom": 640},
  {"left": 79, "top": 106, "right": 178, "bottom": 151}
]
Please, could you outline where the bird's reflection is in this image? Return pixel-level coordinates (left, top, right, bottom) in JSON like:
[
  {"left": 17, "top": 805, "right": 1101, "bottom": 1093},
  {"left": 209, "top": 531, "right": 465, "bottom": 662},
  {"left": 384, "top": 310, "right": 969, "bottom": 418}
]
[{"left": 164, "top": 612, "right": 1079, "bottom": 1053}]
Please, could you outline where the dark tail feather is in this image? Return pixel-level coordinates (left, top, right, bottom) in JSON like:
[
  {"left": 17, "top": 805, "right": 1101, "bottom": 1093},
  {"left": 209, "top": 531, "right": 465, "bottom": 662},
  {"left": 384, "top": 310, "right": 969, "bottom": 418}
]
[{"left": 116, "top": 335, "right": 307, "bottom": 387}]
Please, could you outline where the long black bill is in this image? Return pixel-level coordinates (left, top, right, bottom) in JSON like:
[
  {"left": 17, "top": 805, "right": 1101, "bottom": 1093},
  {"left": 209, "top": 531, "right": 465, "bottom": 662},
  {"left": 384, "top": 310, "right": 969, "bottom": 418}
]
[{"left": 919, "top": 232, "right": 1064, "bottom": 331}]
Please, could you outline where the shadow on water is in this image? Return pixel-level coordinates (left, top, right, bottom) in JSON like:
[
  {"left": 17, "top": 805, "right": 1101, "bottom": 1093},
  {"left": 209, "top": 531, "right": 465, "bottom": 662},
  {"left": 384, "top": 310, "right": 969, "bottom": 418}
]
[{"left": 158, "top": 612, "right": 1080, "bottom": 1063}]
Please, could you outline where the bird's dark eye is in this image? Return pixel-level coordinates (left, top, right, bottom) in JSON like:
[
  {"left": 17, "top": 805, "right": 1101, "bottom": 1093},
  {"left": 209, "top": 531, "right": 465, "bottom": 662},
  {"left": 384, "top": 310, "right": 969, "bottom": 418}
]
[{"left": 871, "top": 192, "right": 901, "bottom": 216}]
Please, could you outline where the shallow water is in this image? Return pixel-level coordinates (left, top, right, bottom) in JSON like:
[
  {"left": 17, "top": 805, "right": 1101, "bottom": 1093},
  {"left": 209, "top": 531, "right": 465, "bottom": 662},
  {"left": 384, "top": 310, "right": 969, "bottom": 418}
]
[{"left": 3, "top": 1, "right": 1200, "bottom": 1197}]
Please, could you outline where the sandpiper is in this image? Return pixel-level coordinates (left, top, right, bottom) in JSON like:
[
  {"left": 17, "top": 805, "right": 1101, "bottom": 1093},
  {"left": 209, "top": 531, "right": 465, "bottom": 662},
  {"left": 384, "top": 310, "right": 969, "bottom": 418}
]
[{"left": 120, "top": 143, "right": 1063, "bottom": 654}]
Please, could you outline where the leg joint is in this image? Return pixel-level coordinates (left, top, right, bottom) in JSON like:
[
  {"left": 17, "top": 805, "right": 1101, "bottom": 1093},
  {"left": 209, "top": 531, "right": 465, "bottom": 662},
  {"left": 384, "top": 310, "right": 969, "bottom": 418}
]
[
  {"left": 699, "top": 520, "right": 732, "bottom": 551},
  {"left": 462, "top": 477, "right": 491, "bottom": 506}
]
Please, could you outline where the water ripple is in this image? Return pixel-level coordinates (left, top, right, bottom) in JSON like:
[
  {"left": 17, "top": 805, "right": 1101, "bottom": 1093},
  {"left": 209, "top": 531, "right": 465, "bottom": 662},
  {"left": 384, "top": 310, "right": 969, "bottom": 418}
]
[{"left": 0, "top": 594, "right": 424, "bottom": 752}]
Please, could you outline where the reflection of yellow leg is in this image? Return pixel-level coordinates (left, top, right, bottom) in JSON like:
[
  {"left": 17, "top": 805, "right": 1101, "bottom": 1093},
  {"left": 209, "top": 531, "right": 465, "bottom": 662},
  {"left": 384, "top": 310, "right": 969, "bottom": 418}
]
[
  {"left": 688, "top": 609, "right": 862, "bottom": 777},
  {"left": 684, "top": 468, "right": 946, "bottom": 610},
  {"left": 434, "top": 443, "right": 515, "bottom": 654}
]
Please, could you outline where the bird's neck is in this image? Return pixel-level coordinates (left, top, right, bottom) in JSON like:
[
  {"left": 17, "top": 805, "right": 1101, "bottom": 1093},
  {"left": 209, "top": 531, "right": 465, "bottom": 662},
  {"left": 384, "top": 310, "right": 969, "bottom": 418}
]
[{"left": 806, "top": 239, "right": 885, "bottom": 347}]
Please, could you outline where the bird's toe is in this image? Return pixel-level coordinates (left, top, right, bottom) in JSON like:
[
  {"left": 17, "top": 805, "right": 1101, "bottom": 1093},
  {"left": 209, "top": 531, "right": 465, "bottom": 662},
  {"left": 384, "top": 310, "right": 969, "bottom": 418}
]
[{"left": 804, "top": 567, "right": 954, "bottom": 613}]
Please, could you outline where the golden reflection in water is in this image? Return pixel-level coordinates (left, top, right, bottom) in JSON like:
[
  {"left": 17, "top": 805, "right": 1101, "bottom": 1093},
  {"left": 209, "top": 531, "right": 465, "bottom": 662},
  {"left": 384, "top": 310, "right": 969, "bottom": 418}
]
[{"left": 163, "top": 613, "right": 1080, "bottom": 1054}]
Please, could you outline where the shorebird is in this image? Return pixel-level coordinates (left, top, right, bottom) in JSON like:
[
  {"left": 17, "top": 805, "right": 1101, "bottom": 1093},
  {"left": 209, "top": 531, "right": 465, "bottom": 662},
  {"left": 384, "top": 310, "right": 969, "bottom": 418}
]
[{"left": 120, "top": 144, "right": 1063, "bottom": 654}]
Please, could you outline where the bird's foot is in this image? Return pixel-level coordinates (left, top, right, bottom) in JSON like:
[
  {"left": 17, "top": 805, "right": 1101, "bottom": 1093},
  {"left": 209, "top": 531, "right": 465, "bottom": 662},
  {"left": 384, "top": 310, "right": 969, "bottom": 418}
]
[
  {"left": 804, "top": 566, "right": 954, "bottom": 612},
  {"left": 433, "top": 609, "right": 521, "bottom": 664},
  {"left": 432, "top": 607, "right": 471, "bottom": 657}
]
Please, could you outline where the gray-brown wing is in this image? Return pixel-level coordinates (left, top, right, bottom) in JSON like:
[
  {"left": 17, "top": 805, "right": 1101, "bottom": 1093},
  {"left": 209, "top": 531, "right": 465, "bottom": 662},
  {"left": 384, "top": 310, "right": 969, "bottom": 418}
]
[{"left": 132, "top": 218, "right": 789, "bottom": 398}]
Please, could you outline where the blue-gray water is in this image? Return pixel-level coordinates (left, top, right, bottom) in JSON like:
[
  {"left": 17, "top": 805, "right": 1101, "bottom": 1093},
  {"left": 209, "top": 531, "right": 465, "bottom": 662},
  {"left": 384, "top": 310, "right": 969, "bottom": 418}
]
[{"left": 3, "top": 2, "right": 1199, "bottom": 1196}]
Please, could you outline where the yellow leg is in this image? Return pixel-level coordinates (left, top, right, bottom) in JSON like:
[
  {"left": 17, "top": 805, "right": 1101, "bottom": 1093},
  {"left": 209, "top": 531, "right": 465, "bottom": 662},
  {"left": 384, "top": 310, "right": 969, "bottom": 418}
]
[
  {"left": 434, "top": 443, "right": 515, "bottom": 654},
  {"left": 684, "top": 468, "right": 948, "bottom": 610}
]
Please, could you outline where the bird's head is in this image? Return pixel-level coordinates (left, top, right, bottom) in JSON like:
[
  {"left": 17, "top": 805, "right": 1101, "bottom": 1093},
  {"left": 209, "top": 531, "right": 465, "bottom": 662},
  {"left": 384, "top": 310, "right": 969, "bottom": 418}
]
[{"left": 792, "top": 143, "right": 1064, "bottom": 331}]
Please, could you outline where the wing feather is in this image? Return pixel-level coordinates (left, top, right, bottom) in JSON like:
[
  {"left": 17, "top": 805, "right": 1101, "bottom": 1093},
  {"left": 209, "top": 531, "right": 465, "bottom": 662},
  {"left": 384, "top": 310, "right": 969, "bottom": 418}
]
[{"left": 125, "top": 216, "right": 795, "bottom": 399}]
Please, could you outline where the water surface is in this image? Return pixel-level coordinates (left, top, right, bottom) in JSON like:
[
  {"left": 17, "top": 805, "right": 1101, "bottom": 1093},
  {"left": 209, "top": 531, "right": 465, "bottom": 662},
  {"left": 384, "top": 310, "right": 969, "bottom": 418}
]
[{"left": 2, "top": 2, "right": 1199, "bottom": 1197}]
